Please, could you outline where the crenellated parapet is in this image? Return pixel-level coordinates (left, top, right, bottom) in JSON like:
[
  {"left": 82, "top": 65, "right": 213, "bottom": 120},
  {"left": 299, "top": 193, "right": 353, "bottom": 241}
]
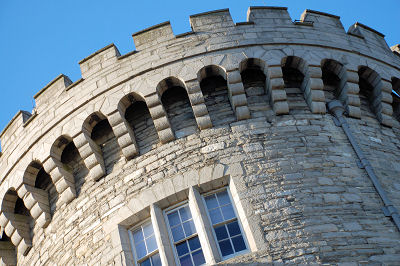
[{"left": 1, "top": 6, "right": 400, "bottom": 264}]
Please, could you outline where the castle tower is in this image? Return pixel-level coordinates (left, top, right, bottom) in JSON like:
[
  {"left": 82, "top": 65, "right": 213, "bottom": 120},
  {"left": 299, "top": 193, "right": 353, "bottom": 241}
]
[{"left": 0, "top": 6, "right": 400, "bottom": 265}]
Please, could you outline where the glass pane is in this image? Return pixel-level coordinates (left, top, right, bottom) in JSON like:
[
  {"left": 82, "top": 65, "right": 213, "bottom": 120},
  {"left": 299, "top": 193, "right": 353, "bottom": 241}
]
[
  {"left": 176, "top": 241, "right": 189, "bottom": 257},
  {"left": 133, "top": 228, "right": 144, "bottom": 244},
  {"left": 192, "top": 250, "right": 206, "bottom": 266},
  {"left": 143, "top": 223, "right": 154, "bottom": 238},
  {"left": 183, "top": 220, "right": 196, "bottom": 237},
  {"left": 150, "top": 253, "right": 162, "bottom": 266},
  {"left": 227, "top": 221, "right": 241, "bottom": 237},
  {"left": 217, "top": 190, "right": 231, "bottom": 205},
  {"left": 168, "top": 211, "right": 181, "bottom": 227},
  {"left": 171, "top": 225, "right": 185, "bottom": 242},
  {"left": 140, "top": 257, "right": 151, "bottom": 266},
  {"left": 146, "top": 235, "right": 158, "bottom": 253},
  {"left": 219, "top": 239, "right": 234, "bottom": 257},
  {"left": 135, "top": 240, "right": 147, "bottom": 259},
  {"left": 179, "top": 254, "right": 193, "bottom": 266},
  {"left": 221, "top": 205, "right": 235, "bottom": 221},
  {"left": 232, "top": 235, "right": 246, "bottom": 252},
  {"left": 204, "top": 194, "right": 219, "bottom": 210},
  {"left": 214, "top": 224, "right": 229, "bottom": 241},
  {"left": 209, "top": 208, "right": 223, "bottom": 225},
  {"left": 179, "top": 206, "right": 192, "bottom": 221},
  {"left": 188, "top": 237, "right": 201, "bottom": 251}
]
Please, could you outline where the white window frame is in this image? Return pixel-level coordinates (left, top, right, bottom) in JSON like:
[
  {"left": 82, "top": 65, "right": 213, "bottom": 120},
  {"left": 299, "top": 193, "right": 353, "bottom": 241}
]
[
  {"left": 163, "top": 201, "right": 206, "bottom": 266},
  {"left": 128, "top": 219, "right": 160, "bottom": 266},
  {"left": 201, "top": 187, "right": 250, "bottom": 260}
]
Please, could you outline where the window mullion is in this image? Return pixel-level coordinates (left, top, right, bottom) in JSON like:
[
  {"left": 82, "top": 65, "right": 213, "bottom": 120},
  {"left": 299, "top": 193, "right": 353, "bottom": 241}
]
[
  {"left": 150, "top": 203, "right": 175, "bottom": 265},
  {"left": 188, "top": 186, "right": 221, "bottom": 264}
]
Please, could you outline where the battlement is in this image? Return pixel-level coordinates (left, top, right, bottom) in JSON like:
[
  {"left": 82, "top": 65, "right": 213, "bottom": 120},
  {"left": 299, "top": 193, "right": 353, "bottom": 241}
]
[{"left": 1, "top": 5, "right": 399, "bottom": 156}]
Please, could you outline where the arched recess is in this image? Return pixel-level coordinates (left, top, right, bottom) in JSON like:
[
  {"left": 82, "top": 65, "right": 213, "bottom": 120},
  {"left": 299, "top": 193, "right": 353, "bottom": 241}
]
[
  {"left": 47, "top": 135, "right": 84, "bottom": 199},
  {"left": 321, "top": 59, "right": 348, "bottom": 103},
  {"left": 118, "top": 92, "right": 159, "bottom": 155},
  {"left": 83, "top": 112, "right": 121, "bottom": 176},
  {"left": 0, "top": 233, "right": 16, "bottom": 266},
  {"left": 392, "top": 77, "right": 400, "bottom": 122},
  {"left": 198, "top": 65, "right": 235, "bottom": 126},
  {"left": 239, "top": 58, "right": 271, "bottom": 118},
  {"left": 158, "top": 77, "right": 197, "bottom": 139},
  {"left": 17, "top": 161, "right": 57, "bottom": 228},
  {"left": 0, "top": 189, "right": 33, "bottom": 256},
  {"left": 281, "top": 56, "right": 309, "bottom": 113},
  {"left": 358, "top": 66, "right": 384, "bottom": 122}
]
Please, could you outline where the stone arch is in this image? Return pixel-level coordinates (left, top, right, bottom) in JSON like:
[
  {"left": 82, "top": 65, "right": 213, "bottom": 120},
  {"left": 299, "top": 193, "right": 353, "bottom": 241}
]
[
  {"left": 198, "top": 65, "right": 236, "bottom": 126},
  {"left": 0, "top": 233, "right": 16, "bottom": 266},
  {"left": 392, "top": 77, "right": 400, "bottom": 122},
  {"left": 118, "top": 92, "right": 159, "bottom": 155},
  {"left": 239, "top": 58, "right": 271, "bottom": 118},
  {"left": 157, "top": 77, "right": 198, "bottom": 139},
  {"left": 82, "top": 112, "right": 121, "bottom": 177},
  {"left": 321, "top": 59, "right": 348, "bottom": 103},
  {"left": 44, "top": 135, "right": 80, "bottom": 203},
  {"left": 0, "top": 189, "right": 33, "bottom": 256},
  {"left": 281, "top": 56, "right": 309, "bottom": 113},
  {"left": 17, "top": 160, "right": 56, "bottom": 228},
  {"left": 358, "top": 66, "right": 384, "bottom": 123}
]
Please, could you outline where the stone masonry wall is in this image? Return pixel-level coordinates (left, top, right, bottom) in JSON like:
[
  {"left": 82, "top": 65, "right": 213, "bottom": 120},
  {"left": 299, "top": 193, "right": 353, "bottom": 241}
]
[{"left": 0, "top": 6, "right": 400, "bottom": 265}]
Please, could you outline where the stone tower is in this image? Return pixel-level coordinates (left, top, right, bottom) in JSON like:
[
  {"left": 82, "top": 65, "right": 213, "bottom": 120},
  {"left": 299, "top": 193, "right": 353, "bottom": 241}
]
[{"left": 0, "top": 6, "right": 400, "bottom": 265}]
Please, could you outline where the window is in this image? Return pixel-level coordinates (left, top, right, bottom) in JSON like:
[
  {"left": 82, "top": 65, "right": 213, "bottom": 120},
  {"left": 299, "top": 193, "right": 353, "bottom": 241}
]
[
  {"left": 129, "top": 221, "right": 162, "bottom": 266},
  {"left": 203, "top": 189, "right": 248, "bottom": 259},
  {"left": 125, "top": 184, "right": 253, "bottom": 266},
  {"left": 165, "top": 204, "right": 206, "bottom": 266}
]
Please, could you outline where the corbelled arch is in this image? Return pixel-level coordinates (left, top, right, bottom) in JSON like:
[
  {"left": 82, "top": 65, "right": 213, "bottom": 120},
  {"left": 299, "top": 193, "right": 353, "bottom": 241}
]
[
  {"left": 197, "top": 65, "right": 238, "bottom": 126},
  {"left": 281, "top": 56, "right": 325, "bottom": 114},
  {"left": 118, "top": 92, "right": 158, "bottom": 155},
  {"left": 321, "top": 59, "right": 349, "bottom": 104},
  {"left": 43, "top": 135, "right": 78, "bottom": 204},
  {"left": 358, "top": 66, "right": 392, "bottom": 126},
  {"left": 239, "top": 58, "right": 272, "bottom": 118},
  {"left": 157, "top": 77, "right": 198, "bottom": 139},
  {"left": 16, "top": 160, "right": 55, "bottom": 229},
  {"left": 81, "top": 111, "right": 121, "bottom": 179},
  {"left": 0, "top": 188, "right": 33, "bottom": 257}
]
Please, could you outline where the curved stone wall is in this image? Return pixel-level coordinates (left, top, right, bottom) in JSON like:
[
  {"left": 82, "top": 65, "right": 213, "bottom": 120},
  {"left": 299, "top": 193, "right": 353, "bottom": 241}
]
[{"left": 1, "top": 6, "right": 400, "bottom": 265}]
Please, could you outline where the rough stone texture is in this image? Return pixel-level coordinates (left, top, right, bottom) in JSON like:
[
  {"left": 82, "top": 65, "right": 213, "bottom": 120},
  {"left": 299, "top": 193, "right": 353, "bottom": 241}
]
[{"left": 0, "top": 6, "right": 400, "bottom": 266}]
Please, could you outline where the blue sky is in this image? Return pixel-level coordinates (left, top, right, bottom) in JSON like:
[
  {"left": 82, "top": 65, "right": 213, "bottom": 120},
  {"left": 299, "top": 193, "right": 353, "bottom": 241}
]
[{"left": 0, "top": 0, "right": 399, "bottom": 135}]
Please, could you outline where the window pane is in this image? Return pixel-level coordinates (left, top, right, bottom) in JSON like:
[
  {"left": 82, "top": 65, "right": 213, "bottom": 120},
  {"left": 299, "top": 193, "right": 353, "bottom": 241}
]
[
  {"left": 179, "top": 206, "right": 192, "bottom": 221},
  {"left": 168, "top": 211, "right": 181, "bottom": 227},
  {"left": 146, "top": 235, "right": 158, "bottom": 253},
  {"left": 232, "top": 235, "right": 246, "bottom": 252},
  {"left": 171, "top": 225, "right": 185, "bottom": 242},
  {"left": 150, "top": 253, "right": 162, "bottom": 266},
  {"left": 217, "top": 190, "right": 231, "bottom": 205},
  {"left": 188, "top": 237, "right": 201, "bottom": 251},
  {"left": 143, "top": 223, "right": 154, "bottom": 238},
  {"left": 135, "top": 240, "right": 147, "bottom": 259},
  {"left": 221, "top": 205, "right": 235, "bottom": 221},
  {"left": 214, "top": 224, "right": 229, "bottom": 241},
  {"left": 176, "top": 241, "right": 189, "bottom": 256},
  {"left": 204, "top": 194, "right": 219, "bottom": 210},
  {"left": 227, "top": 221, "right": 241, "bottom": 237},
  {"left": 140, "top": 257, "right": 151, "bottom": 266},
  {"left": 218, "top": 239, "right": 234, "bottom": 257},
  {"left": 179, "top": 254, "right": 193, "bottom": 266},
  {"left": 183, "top": 220, "right": 196, "bottom": 237},
  {"left": 133, "top": 228, "right": 144, "bottom": 244},
  {"left": 209, "top": 208, "right": 223, "bottom": 225},
  {"left": 192, "top": 250, "right": 206, "bottom": 266}
]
